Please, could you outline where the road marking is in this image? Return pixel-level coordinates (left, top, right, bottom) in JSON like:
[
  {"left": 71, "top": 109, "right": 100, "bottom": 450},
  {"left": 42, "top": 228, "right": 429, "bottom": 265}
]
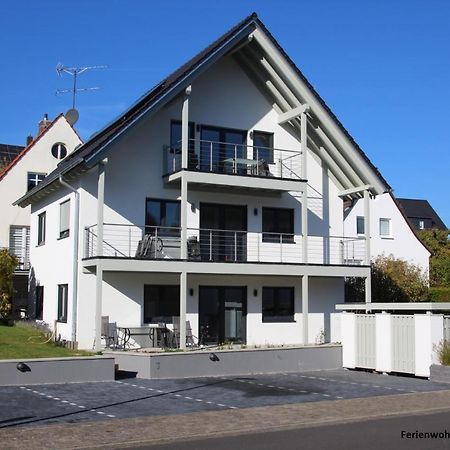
[{"left": 22, "top": 387, "right": 115, "bottom": 418}]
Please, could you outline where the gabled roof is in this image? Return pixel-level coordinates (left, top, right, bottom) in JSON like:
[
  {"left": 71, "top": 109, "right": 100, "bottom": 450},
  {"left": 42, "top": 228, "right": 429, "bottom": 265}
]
[
  {"left": 16, "top": 12, "right": 391, "bottom": 207},
  {"left": 397, "top": 198, "right": 447, "bottom": 230},
  {"left": 0, "top": 114, "right": 66, "bottom": 182}
]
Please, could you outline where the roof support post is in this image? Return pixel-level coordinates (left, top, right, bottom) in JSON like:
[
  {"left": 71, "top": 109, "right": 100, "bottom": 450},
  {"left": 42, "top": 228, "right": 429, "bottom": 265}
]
[
  {"left": 180, "top": 174, "right": 188, "bottom": 259},
  {"left": 301, "top": 110, "right": 308, "bottom": 180},
  {"left": 364, "top": 189, "right": 371, "bottom": 265},
  {"left": 181, "top": 86, "right": 191, "bottom": 169},
  {"left": 94, "top": 263, "right": 103, "bottom": 351},
  {"left": 179, "top": 271, "right": 187, "bottom": 351},
  {"left": 302, "top": 274, "right": 309, "bottom": 345},
  {"left": 97, "top": 159, "right": 107, "bottom": 257},
  {"left": 302, "top": 190, "right": 308, "bottom": 264}
]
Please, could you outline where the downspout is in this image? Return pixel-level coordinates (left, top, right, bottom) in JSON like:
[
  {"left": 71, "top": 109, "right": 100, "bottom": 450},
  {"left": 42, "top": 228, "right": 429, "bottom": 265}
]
[{"left": 59, "top": 175, "right": 80, "bottom": 344}]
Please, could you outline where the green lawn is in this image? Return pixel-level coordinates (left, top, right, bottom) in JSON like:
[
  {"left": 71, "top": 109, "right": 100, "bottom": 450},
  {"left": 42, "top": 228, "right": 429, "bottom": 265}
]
[{"left": 0, "top": 324, "right": 95, "bottom": 359}]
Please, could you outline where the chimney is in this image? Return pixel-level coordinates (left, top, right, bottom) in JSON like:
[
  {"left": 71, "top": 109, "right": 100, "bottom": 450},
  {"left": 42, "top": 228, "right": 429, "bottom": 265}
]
[
  {"left": 38, "top": 114, "right": 52, "bottom": 135},
  {"left": 26, "top": 135, "right": 33, "bottom": 146}
]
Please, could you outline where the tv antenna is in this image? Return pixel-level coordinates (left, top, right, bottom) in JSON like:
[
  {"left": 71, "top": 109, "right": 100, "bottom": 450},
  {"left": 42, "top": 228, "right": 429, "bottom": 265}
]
[{"left": 55, "top": 63, "right": 107, "bottom": 109}]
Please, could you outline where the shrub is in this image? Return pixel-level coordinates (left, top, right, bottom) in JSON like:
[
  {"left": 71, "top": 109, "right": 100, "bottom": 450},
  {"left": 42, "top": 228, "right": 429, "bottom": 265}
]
[
  {"left": 435, "top": 340, "right": 450, "bottom": 366},
  {"left": 428, "top": 287, "right": 450, "bottom": 302},
  {"left": 0, "top": 249, "right": 18, "bottom": 321}
]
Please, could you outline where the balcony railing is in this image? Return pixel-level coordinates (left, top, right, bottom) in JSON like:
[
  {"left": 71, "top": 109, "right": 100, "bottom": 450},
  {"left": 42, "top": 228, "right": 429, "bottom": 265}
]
[
  {"left": 85, "top": 224, "right": 366, "bottom": 266},
  {"left": 164, "top": 139, "right": 303, "bottom": 180}
]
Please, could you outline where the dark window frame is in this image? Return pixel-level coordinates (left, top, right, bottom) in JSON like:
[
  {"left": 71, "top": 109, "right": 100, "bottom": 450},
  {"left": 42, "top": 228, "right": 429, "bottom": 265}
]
[
  {"left": 57, "top": 284, "right": 68, "bottom": 323},
  {"left": 51, "top": 142, "right": 68, "bottom": 159},
  {"left": 36, "top": 286, "right": 44, "bottom": 320},
  {"left": 143, "top": 285, "right": 180, "bottom": 324},
  {"left": 262, "top": 287, "right": 295, "bottom": 323},
  {"left": 252, "top": 130, "right": 274, "bottom": 164},
  {"left": 262, "top": 207, "right": 294, "bottom": 243},
  {"left": 27, "top": 172, "right": 46, "bottom": 192},
  {"left": 145, "top": 198, "right": 181, "bottom": 236},
  {"left": 356, "top": 216, "right": 365, "bottom": 235},
  {"left": 37, "top": 212, "right": 46, "bottom": 246},
  {"left": 59, "top": 200, "right": 70, "bottom": 239}
]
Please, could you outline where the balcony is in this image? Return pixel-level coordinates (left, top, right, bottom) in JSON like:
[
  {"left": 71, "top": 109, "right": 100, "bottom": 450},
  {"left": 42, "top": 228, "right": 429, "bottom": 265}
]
[
  {"left": 163, "top": 139, "right": 306, "bottom": 193},
  {"left": 85, "top": 224, "right": 366, "bottom": 266}
]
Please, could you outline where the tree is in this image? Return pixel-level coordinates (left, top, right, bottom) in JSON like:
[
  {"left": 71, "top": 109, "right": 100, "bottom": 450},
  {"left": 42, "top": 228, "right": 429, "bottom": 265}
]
[
  {"left": 0, "top": 249, "right": 18, "bottom": 320},
  {"left": 346, "top": 255, "right": 428, "bottom": 303},
  {"left": 417, "top": 229, "right": 450, "bottom": 287}
]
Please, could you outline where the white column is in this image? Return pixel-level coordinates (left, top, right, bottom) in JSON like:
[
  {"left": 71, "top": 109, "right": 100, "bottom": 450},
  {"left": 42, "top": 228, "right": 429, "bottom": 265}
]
[
  {"left": 364, "top": 189, "right": 371, "bottom": 304},
  {"left": 94, "top": 263, "right": 103, "bottom": 351},
  {"left": 375, "top": 312, "right": 392, "bottom": 373},
  {"left": 301, "top": 110, "right": 308, "bottom": 180},
  {"left": 302, "top": 274, "right": 309, "bottom": 345},
  {"left": 97, "top": 160, "right": 107, "bottom": 257},
  {"left": 180, "top": 175, "right": 188, "bottom": 260},
  {"left": 181, "top": 86, "right": 191, "bottom": 169},
  {"left": 179, "top": 271, "right": 187, "bottom": 350},
  {"left": 301, "top": 111, "right": 308, "bottom": 264},
  {"left": 341, "top": 312, "right": 356, "bottom": 368}
]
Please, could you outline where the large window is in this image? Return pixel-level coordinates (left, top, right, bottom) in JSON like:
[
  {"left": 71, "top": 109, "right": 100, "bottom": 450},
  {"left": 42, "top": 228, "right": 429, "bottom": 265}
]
[
  {"left": 57, "top": 284, "right": 68, "bottom": 323},
  {"left": 9, "top": 226, "right": 30, "bottom": 270},
  {"left": 144, "top": 285, "right": 180, "bottom": 323},
  {"left": 27, "top": 172, "right": 46, "bottom": 191},
  {"left": 145, "top": 199, "right": 180, "bottom": 236},
  {"left": 37, "top": 212, "right": 46, "bottom": 245},
  {"left": 36, "top": 286, "right": 44, "bottom": 320},
  {"left": 262, "top": 287, "right": 295, "bottom": 322},
  {"left": 356, "top": 216, "right": 365, "bottom": 235},
  {"left": 59, "top": 200, "right": 70, "bottom": 239},
  {"left": 170, "top": 121, "right": 196, "bottom": 169},
  {"left": 252, "top": 131, "right": 274, "bottom": 164},
  {"left": 262, "top": 207, "right": 294, "bottom": 243},
  {"left": 379, "top": 218, "right": 392, "bottom": 237}
]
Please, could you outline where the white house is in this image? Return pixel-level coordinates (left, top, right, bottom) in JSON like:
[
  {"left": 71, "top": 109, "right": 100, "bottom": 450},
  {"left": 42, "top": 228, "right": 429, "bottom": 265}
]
[
  {"left": 16, "top": 13, "right": 393, "bottom": 350},
  {"left": 344, "top": 192, "right": 430, "bottom": 274},
  {"left": 0, "top": 114, "right": 82, "bottom": 316}
]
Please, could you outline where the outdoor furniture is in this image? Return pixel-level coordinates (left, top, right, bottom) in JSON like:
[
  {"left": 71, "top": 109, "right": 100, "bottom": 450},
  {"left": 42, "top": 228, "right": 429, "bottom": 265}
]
[
  {"left": 172, "top": 317, "right": 198, "bottom": 348},
  {"left": 223, "top": 157, "right": 258, "bottom": 174},
  {"left": 187, "top": 236, "right": 201, "bottom": 260},
  {"left": 101, "top": 316, "right": 130, "bottom": 349}
]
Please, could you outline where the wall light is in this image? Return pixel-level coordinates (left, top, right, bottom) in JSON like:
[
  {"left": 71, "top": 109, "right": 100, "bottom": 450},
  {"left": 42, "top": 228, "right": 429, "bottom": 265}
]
[
  {"left": 189, "top": 288, "right": 194, "bottom": 296},
  {"left": 254, "top": 208, "right": 258, "bottom": 216},
  {"left": 253, "top": 289, "right": 258, "bottom": 297}
]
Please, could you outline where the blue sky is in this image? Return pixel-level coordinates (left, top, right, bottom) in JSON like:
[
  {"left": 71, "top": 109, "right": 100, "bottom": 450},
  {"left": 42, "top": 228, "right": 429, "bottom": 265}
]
[{"left": 1, "top": 0, "right": 449, "bottom": 226}]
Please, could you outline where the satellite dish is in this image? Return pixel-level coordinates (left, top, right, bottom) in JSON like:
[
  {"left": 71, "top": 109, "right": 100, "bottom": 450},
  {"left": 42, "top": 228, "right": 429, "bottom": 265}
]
[{"left": 65, "top": 108, "right": 79, "bottom": 126}]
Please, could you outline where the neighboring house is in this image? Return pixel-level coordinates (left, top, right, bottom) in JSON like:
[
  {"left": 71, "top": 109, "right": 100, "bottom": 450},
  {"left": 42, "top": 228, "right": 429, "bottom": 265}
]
[
  {"left": 344, "top": 193, "right": 431, "bottom": 274},
  {"left": 0, "top": 114, "right": 82, "bottom": 317},
  {"left": 17, "top": 13, "right": 393, "bottom": 350},
  {"left": 397, "top": 198, "right": 447, "bottom": 231},
  {"left": 0, "top": 142, "right": 25, "bottom": 172}
]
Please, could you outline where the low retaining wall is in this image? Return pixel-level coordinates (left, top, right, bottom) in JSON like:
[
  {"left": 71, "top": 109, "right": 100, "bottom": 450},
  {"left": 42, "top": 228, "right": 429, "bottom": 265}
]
[
  {"left": 430, "top": 364, "right": 450, "bottom": 383},
  {"left": 108, "top": 344, "right": 342, "bottom": 379},
  {"left": 0, "top": 356, "right": 115, "bottom": 386}
]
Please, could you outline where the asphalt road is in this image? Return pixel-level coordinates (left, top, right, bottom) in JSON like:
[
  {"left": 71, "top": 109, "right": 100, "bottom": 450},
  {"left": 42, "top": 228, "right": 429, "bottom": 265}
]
[
  {"left": 130, "top": 410, "right": 450, "bottom": 450},
  {"left": 0, "top": 369, "right": 448, "bottom": 428}
]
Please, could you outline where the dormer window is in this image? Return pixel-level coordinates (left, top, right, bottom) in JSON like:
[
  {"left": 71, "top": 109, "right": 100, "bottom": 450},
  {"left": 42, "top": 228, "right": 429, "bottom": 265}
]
[{"left": 51, "top": 142, "right": 67, "bottom": 159}]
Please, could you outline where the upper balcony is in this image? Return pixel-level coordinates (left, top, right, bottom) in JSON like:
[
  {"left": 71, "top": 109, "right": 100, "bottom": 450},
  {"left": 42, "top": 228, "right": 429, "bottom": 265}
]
[
  {"left": 163, "top": 139, "right": 306, "bottom": 193},
  {"left": 84, "top": 224, "right": 366, "bottom": 267}
]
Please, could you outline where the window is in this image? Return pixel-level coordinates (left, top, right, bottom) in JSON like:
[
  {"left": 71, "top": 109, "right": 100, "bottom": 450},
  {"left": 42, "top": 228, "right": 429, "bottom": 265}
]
[
  {"left": 252, "top": 131, "right": 274, "bottom": 164},
  {"left": 144, "top": 285, "right": 180, "bottom": 323},
  {"left": 9, "top": 226, "right": 30, "bottom": 270},
  {"left": 27, "top": 172, "right": 46, "bottom": 191},
  {"left": 59, "top": 200, "right": 70, "bottom": 238},
  {"left": 37, "top": 212, "right": 46, "bottom": 245},
  {"left": 57, "top": 284, "right": 68, "bottom": 323},
  {"left": 51, "top": 142, "right": 67, "bottom": 159},
  {"left": 262, "top": 287, "right": 295, "bottom": 322},
  {"left": 379, "top": 218, "right": 391, "bottom": 237},
  {"left": 145, "top": 199, "right": 180, "bottom": 236},
  {"left": 262, "top": 207, "right": 294, "bottom": 243},
  {"left": 170, "top": 121, "right": 196, "bottom": 169},
  {"left": 36, "top": 286, "right": 44, "bottom": 320},
  {"left": 356, "top": 216, "right": 365, "bottom": 235}
]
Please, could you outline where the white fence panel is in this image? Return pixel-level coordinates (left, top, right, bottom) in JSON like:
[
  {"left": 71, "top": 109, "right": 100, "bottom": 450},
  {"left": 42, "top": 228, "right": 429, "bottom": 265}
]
[
  {"left": 391, "top": 315, "right": 415, "bottom": 373},
  {"left": 355, "top": 314, "right": 376, "bottom": 369},
  {"left": 444, "top": 316, "right": 450, "bottom": 342}
]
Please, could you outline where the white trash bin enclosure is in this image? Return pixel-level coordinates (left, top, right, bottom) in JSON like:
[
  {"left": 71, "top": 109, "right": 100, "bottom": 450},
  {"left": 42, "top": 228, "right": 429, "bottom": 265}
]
[{"left": 338, "top": 304, "right": 447, "bottom": 377}]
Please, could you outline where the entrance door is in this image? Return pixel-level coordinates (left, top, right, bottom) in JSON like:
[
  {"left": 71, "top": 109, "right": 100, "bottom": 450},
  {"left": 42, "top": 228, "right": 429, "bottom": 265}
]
[
  {"left": 200, "top": 126, "right": 247, "bottom": 173},
  {"left": 199, "top": 286, "right": 247, "bottom": 345},
  {"left": 200, "top": 203, "right": 247, "bottom": 261}
]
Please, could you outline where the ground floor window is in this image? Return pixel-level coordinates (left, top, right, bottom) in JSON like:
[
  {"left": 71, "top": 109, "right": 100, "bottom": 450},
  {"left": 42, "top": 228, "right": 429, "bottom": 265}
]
[
  {"left": 36, "top": 286, "right": 44, "bottom": 320},
  {"left": 262, "top": 287, "right": 295, "bottom": 322},
  {"left": 144, "top": 285, "right": 180, "bottom": 323},
  {"left": 57, "top": 284, "right": 68, "bottom": 323}
]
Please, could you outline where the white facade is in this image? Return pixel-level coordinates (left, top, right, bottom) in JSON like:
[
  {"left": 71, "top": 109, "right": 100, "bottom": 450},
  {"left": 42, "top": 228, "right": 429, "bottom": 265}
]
[
  {"left": 344, "top": 192, "right": 430, "bottom": 274},
  {"left": 21, "top": 16, "right": 391, "bottom": 350}
]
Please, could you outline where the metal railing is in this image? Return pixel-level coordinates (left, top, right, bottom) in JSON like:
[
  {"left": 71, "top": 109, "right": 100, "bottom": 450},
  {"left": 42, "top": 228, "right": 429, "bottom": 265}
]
[
  {"left": 85, "top": 223, "right": 366, "bottom": 266},
  {"left": 164, "top": 138, "right": 302, "bottom": 180}
]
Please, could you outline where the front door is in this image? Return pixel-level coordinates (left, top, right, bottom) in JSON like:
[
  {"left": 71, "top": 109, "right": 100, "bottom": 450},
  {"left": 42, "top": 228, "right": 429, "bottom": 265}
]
[
  {"left": 200, "top": 203, "right": 247, "bottom": 262},
  {"left": 199, "top": 286, "right": 247, "bottom": 345}
]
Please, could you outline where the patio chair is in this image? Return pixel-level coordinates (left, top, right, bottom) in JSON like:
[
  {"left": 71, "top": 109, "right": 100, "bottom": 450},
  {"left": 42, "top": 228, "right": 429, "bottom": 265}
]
[{"left": 172, "top": 317, "right": 198, "bottom": 348}]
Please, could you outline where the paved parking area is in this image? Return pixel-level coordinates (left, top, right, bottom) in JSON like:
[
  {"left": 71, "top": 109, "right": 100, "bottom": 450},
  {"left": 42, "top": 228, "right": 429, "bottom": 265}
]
[{"left": 0, "top": 369, "right": 448, "bottom": 429}]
